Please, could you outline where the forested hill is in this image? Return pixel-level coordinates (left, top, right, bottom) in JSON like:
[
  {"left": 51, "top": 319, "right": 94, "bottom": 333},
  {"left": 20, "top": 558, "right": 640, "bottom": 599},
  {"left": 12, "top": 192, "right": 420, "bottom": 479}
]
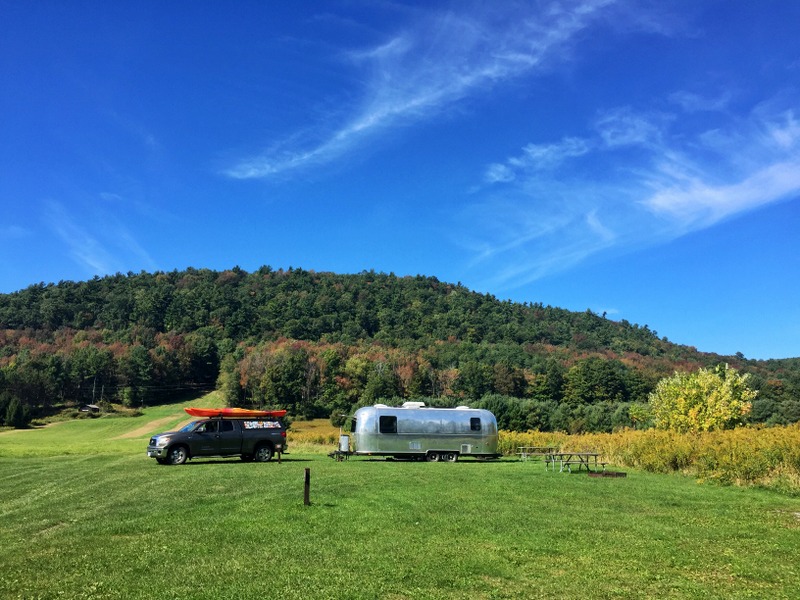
[
  {"left": 1, "top": 267, "right": 798, "bottom": 429},
  {"left": 1, "top": 267, "right": 670, "bottom": 353}
]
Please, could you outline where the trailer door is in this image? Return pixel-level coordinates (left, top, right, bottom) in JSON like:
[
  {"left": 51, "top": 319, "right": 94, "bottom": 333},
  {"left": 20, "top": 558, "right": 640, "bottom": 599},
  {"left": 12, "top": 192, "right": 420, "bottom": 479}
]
[{"left": 378, "top": 415, "right": 397, "bottom": 452}]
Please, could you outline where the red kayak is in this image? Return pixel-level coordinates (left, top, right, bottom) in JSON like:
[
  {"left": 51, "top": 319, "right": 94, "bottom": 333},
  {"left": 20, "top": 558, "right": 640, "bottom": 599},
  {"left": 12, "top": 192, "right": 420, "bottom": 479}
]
[{"left": 184, "top": 407, "right": 287, "bottom": 418}]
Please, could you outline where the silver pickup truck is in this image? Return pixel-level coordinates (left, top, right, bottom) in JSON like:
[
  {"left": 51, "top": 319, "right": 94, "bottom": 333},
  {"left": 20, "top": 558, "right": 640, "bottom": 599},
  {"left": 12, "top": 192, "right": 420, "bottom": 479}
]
[{"left": 147, "top": 417, "right": 287, "bottom": 465}]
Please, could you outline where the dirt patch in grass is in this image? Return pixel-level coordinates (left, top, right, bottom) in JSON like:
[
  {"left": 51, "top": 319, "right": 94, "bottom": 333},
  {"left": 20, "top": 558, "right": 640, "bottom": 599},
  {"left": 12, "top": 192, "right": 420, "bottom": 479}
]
[
  {"left": 115, "top": 416, "right": 192, "bottom": 439},
  {"left": 0, "top": 421, "right": 64, "bottom": 435}
]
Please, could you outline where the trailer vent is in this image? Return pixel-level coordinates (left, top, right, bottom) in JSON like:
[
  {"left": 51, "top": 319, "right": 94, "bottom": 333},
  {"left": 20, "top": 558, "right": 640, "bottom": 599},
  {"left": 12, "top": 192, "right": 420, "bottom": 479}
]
[
  {"left": 461, "top": 444, "right": 472, "bottom": 454},
  {"left": 402, "top": 401, "right": 426, "bottom": 409}
]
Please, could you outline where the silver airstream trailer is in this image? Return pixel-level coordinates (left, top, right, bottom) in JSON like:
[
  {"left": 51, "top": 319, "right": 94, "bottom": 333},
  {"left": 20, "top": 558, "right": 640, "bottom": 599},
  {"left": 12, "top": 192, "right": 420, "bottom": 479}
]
[{"left": 350, "top": 402, "right": 500, "bottom": 461}]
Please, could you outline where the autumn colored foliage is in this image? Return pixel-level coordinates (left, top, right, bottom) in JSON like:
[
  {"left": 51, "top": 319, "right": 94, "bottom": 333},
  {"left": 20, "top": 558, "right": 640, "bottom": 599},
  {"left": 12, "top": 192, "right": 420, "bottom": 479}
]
[
  {"left": 1, "top": 267, "right": 799, "bottom": 429},
  {"left": 647, "top": 364, "right": 756, "bottom": 433}
]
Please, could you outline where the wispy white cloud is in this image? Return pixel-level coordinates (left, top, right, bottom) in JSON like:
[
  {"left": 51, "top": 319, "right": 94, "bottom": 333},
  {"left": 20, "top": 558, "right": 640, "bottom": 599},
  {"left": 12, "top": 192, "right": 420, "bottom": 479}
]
[
  {"left": 668, "top": 90, "right": 732, "bottom": 113},
  {"left": 484, "top": 137, "right": 592, "bottom": 183},
  {"left": 766, "top": 110, "right": 800, "bottom": 149},
  {"left": 458, "top": 180, "right": 625, "bottom": 289},
  {"left": 45, "top": 200, "right": 116, "bottom": 274},
  {"left": 44, "top": 197, "right": 157, "bottom": 277},
  {"left": 594, "top": 107, "right": 667, "bottom": 149},
  {"left": 484, "top": 163, "right": 516, "bottom": 184},
  {"left": 465, "top": 99, "right": 800, "bottom": 289},
  {"left": 641, "top": 107, "right": 800, "bottom": 229},
  {"left": 225, "top": 0, "right": 617, "bottom": 179},
  {"left": 0, "top": 225, "right": 30, "bottom": 240},
  {"left": 482, "top": 107, "right": 666, "bottom": 187},
  {"left": 643, "top": 157, "right": 800, "bottom": 228}
]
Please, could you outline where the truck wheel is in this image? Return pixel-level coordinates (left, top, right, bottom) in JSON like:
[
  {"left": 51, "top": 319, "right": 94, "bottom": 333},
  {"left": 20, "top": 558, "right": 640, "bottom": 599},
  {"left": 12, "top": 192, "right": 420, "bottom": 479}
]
[
  {"left": 446, "top": 452, "right": 458, "bottom": 462},
  {"left": 254, "top": 445, "right": 273, "bottom": 462},
  {"left": 167, "top": 445, "right": 188, "bottom": 465},
  {"left": 426, "top": 452, "right": 440, "bottom": 462}
]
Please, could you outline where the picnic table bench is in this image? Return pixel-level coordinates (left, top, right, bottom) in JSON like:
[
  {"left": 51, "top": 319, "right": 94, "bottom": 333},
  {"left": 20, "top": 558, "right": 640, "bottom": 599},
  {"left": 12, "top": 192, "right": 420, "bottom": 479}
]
[
  {"left": 516, "top": 446, "right": 558, "bottom": 461},
  {"left": 545, "top": 451, "right": 607, "bottom": 473},
  {"left": 328, "top": 448, "right": 354, "bottom": 461}
]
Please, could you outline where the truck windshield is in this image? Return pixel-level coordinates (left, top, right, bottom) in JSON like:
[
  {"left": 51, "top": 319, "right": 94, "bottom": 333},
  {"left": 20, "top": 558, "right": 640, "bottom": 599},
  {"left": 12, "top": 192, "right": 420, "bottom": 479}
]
[{"left": 180, "top": 421, "right": 201, "bottom": 432}]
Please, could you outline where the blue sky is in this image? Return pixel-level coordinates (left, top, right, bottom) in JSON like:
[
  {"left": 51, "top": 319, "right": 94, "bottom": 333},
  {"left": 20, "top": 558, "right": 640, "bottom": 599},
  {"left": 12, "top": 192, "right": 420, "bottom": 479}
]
[{"left": 2, "top": 1, "right": 800, "bottom": 359}]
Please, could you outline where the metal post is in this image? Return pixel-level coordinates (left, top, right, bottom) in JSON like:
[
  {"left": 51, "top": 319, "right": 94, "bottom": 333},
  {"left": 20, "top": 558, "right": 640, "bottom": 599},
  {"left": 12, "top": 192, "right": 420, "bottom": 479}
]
[{"left": 303, "top": 468, "right": 311, "bottom": 506}]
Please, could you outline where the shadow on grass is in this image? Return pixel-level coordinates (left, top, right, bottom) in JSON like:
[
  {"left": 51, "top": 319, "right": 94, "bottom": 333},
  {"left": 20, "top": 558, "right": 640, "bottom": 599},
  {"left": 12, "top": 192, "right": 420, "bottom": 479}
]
[
  {"left": 345, "top": 457, "right": 511, "bottom": 465},
  {"left": 160, "top": 456, "right": 314, "bottom": 466}
]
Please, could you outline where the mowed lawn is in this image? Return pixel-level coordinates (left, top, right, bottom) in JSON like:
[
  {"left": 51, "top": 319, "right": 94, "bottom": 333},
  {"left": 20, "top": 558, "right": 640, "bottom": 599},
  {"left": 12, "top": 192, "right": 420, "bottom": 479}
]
[{"left": 1, "top": 404, "right": 800, "bottom": 599}]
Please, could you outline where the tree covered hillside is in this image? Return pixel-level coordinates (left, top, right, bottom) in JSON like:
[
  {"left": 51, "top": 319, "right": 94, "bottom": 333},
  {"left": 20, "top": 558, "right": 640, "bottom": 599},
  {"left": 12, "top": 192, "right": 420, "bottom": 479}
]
[{"left": 1, "top": 267, "right": 798, "bottom": 429}]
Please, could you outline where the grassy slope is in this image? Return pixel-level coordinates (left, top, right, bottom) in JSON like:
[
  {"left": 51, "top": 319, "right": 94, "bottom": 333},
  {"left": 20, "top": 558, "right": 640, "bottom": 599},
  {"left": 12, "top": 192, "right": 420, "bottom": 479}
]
[
  {"left": 0, "top": 395, "right": 218, "bottom": 458},
  {"left": 1, "top": 399, "right": 800, "bottom": 599}
]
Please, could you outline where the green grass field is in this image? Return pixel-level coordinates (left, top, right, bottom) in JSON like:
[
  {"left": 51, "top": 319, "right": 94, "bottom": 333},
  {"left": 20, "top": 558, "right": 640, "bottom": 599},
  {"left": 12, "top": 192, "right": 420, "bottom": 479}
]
[{"left": 2, "top": 400, "right": 800, "bottom": 599}]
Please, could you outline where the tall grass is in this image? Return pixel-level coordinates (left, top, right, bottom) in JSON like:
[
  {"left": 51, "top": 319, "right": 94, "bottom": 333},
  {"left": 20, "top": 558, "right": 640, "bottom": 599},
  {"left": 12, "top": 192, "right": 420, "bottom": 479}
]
[
  {"left": 499, "top": 424, "right": 800, "bottom": 494},
  {"left": 288, "top": 418, "right": 341, "bottom": 448}
]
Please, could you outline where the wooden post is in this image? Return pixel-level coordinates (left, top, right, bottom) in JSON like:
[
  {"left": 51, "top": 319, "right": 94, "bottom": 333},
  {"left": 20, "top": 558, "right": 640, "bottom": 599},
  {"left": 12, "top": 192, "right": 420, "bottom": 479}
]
[{"left": 303, "top": 468, "right": 311, "bottom": 506}]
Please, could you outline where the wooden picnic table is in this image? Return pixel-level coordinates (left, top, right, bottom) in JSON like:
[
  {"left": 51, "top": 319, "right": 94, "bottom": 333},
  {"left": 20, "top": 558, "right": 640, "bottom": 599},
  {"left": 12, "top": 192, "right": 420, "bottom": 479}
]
[
  {"left": 516, "top": 446, "right": 558, "bottom": 461},
  {"left": 545, "top": 451, "right": 606, "bottom": 473}
]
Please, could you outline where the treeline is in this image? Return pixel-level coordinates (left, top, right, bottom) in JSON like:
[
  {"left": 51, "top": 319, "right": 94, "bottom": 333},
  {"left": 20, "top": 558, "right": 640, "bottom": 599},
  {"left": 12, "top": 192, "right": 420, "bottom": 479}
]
[
  {"left": 0, "top": 267, "right": 678, "bottom": 353},
  {"left": 217, "top": 339, "right": 655, "bottom": 429},
  {"left": 0, "top": 328, "right": 219, "bottom": 424},
  {"left": 1, "top": 267, "right": 799, "bottom": 429}
]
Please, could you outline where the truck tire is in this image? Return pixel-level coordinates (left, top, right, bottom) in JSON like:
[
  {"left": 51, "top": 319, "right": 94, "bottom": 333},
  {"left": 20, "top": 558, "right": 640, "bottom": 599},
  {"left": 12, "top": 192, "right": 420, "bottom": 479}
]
[
  {"left": 167, "top": 445, "right": 188, "bottom": 465},
  {"left": 253, "top": 444, "right": 273, "bottom": 462}
]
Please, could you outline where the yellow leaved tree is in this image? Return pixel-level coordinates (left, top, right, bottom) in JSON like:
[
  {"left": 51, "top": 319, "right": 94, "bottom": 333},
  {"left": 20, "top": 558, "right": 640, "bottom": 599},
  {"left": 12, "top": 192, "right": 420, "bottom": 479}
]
[{"left": 648, "top": 364, "right": 756, "bottom": 433}]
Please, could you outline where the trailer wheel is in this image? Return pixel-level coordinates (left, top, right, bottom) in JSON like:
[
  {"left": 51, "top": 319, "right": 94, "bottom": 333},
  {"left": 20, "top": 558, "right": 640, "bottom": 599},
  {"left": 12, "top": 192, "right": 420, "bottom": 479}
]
[
  {"left": 426, "top": 451, "right": 440, "bottom": 462},
  {"left": 445, "top": 452, "right": 458, "bottom": 462}
]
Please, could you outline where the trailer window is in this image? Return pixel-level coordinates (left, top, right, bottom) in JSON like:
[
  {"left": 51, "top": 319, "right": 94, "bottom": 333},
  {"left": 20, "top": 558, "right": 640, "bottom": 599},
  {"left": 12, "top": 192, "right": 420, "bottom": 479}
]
[
  {"left": 379, "top": 416, "right": 397, "bottom": 434},
  {"left": 470, "top": 417, "right": 481, "bottom": 432}
]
